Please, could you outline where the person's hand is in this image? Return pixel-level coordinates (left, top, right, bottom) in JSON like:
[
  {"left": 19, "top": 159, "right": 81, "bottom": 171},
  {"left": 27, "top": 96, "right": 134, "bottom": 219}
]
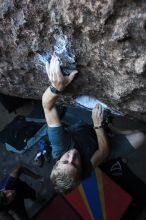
[
  {"left": 46, "top": 55, "right": 78, "bottom": 91},
  {"left": 92, "top": 104, "right": 104, "bottom": 127}
]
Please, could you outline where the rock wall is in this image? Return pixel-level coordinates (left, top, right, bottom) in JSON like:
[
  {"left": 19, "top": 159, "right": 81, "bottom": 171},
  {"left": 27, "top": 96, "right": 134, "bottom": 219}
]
[{"left": 0, "top": 0, "right": 146, "bottom": 121}]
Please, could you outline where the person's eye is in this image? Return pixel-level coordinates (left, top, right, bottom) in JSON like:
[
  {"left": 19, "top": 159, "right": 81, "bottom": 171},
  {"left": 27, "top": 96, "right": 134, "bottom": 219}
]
[{"left": 62, "top": 160, "right": 68, "bottom": 164}]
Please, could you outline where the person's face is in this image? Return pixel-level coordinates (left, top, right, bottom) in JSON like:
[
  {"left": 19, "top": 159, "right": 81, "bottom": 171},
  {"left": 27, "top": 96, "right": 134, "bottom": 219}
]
[
  {"left": 58, "top": 149, "right": 82, "bottom": 176},
  {"left": 0, "top": 190, "right": 16, "bottom": 205}
]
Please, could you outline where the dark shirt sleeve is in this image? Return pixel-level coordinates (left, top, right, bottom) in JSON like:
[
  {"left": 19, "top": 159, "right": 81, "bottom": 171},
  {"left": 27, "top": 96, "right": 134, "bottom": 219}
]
[{"left": 47, "top": 126, "right": 76, "bottom": 159}]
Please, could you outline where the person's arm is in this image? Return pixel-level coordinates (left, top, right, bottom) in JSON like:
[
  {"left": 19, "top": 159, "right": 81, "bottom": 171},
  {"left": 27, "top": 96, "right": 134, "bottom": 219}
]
[
  {"left": 42, "top": 55, "right": 77, "bottom": 127},
  {"left": 42, "top": 87, "right": 61, "bottom": 127},
  {"left": 10, "top": 166, "right": 41, "bottom": 179},
  {"left": 0, "top": 211, "right": 15, "bottom": 220},
  {"left": 91, "top": 104, "right": 110, "bottom": 168}
]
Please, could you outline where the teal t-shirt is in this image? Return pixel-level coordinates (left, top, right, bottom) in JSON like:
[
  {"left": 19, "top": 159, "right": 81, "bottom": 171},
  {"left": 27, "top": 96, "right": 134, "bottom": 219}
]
[{"left": 48, "top": 121, "right": 98, "bottom": 178}]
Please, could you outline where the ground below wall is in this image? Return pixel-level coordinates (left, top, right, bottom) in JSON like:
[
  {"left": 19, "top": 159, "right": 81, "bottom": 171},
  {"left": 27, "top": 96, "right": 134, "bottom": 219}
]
[{"left": 0, "top": 0, "right": 146, "bottom": 121}]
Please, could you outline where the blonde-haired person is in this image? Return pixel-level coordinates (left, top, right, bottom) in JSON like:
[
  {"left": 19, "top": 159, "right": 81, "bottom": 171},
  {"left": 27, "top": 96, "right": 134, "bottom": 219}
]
[{"left": 42, "top": 55, "right": 146, "bottom": 194}]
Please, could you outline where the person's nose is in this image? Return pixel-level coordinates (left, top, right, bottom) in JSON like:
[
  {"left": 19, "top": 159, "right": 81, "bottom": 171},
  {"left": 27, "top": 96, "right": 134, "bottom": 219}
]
[{"left": 68, "top": 153, "right": 74, "bottom": 163}]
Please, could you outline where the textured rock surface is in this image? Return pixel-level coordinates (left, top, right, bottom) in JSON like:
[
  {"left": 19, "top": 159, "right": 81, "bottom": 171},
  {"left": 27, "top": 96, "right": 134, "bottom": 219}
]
[{"left": 0, "top": 0, "right": 146, "bottom": 121}]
